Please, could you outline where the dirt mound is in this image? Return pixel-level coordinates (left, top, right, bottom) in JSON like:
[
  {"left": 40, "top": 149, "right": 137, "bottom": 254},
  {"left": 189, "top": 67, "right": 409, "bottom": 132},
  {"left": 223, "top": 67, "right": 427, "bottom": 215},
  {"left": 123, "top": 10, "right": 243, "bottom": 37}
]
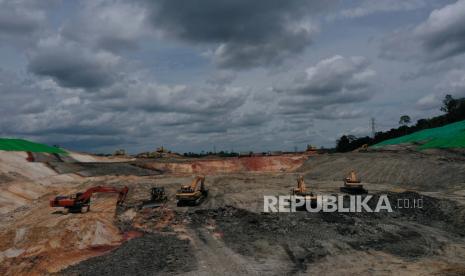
[
  {"left": 299, "top": 151, "right": 465, "bottom": 191},
  {"left": 60, "top": 233, "right": 196, "bottom": 276}
]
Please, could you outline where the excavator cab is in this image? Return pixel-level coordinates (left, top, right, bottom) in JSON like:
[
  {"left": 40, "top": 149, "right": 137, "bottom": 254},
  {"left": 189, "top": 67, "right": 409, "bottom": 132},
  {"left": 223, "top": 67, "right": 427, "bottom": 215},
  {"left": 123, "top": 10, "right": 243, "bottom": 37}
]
[
  {"left": 176, "top": 176, "right": 208, "bottom": 206},
  {"left": 180, "top": 185, "right": 195, "bottom": 193},
  {"left": 340, "top": 170, "right": 367, "bottom": 194}
]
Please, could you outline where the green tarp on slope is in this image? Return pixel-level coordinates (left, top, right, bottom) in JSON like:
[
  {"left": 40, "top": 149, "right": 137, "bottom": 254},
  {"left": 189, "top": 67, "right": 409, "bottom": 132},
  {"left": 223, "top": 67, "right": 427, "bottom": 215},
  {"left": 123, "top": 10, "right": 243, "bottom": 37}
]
[
  {"left": 373, "top": 119, "right": 465, "bottom": 149},
  {"left": 0, "top": 138, "right": 67, "bottom": 154}
]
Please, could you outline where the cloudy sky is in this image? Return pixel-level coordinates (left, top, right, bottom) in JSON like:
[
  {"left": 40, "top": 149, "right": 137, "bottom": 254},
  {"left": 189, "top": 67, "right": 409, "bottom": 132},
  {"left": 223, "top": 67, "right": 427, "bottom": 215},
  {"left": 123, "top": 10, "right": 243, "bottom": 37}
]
[{"left": 1, "top": 0, "right": 465, "bottom": 153}]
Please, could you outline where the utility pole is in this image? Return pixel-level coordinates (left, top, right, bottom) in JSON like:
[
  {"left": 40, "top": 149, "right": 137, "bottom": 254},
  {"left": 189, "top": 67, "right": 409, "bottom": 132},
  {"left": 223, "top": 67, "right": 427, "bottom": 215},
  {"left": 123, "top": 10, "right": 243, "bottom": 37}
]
[{"left": 371, "top": 118, "right": 376, "bottom": 138}]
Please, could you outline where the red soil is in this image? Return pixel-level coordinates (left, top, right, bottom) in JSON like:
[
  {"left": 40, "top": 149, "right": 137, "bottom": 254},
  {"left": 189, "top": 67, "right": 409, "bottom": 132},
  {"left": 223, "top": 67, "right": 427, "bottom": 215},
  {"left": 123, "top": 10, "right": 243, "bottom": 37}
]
[{"left": 140, "top": 154, "right": 309, "bottom": 175}]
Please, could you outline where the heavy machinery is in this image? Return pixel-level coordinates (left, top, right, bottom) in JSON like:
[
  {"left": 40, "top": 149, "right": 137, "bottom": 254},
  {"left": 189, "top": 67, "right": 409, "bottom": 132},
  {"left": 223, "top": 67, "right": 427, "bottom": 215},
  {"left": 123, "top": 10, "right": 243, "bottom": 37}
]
[
  {"left": 358, "top": 144, "right": 369, "bottom": 152},
  {"left": 176, "top": 176, "right": 208, "bottom": 206},
  {"left": 291, "top": 175, "right": 317, "bottom": 209},
  {"left": 306, "top": 144, "right": 317, "bottom": 153},
  {"left": 140, "top": 187, "right": 168, "bottom": 209},
  {"left": 340, "top": 170, "right": 368, "bottom": 194},
  {"left": 50, "top": 186, "right": 129, "bottom": 213}
]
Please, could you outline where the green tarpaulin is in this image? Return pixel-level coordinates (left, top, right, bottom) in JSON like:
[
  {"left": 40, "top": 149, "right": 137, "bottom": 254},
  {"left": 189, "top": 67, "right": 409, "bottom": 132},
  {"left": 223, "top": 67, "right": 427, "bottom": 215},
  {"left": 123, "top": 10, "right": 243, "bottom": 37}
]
[
  {"left": 0, "top": 138, "right": 67, "bottom": 154},
  {"left": 374, "top": 120, "right": 465, "bottom": 150}
]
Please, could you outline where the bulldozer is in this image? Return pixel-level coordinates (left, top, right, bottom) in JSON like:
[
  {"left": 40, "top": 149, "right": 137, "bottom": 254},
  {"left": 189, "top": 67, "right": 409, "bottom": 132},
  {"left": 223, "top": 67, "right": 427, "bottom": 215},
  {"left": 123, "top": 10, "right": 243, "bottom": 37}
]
[
  {"left": 340, "top": 170, "right": 367, "bottom": 194},
  {"left": 291, "top": 175, "right": 317, "bottom": 209},
  {"left": 140, "top": 187, "right": 168, "bottom": 209},
  {"left": 50, "top": 186, "right": 129, "bottom": 213},
  {"left": 176, "top": 176, "right": 208, "bottom": 206}
]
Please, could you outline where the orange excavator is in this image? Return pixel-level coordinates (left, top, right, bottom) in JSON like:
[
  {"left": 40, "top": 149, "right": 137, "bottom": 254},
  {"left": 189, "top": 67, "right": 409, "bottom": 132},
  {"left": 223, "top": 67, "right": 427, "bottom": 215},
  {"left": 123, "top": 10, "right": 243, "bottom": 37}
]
[
  {"left": 176, "top": 176, "right": 208, "bottom": 206},
  {"left": 291, "top": 175, "right": 317, "bottom": 209},
  {"left": 50, "top": 186, "right": 129, "bottom": 213},
  {"left": 340, "top": 170, "right": 367, "bottom": 194}
]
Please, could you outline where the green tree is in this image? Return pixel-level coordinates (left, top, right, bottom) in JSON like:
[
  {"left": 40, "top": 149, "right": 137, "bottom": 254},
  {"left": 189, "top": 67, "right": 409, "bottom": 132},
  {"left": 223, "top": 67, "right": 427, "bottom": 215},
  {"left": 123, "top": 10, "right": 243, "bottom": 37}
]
[
  {"left": 440, "top": 94, "right": 455, "bottom": 113},
  {"left": 399, "top": 115, "right": 411, "bottom": 126}
]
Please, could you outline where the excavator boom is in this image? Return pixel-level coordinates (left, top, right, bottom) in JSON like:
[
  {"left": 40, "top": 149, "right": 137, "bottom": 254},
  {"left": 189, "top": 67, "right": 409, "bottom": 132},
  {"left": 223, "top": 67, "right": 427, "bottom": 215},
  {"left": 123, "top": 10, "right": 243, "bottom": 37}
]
[
  {"left": 292, "top": 175, "right": 314, "bottom": 197},
  {"left": 291, "top": 175, "right": 316, "bottom": 210},
  {"left": 50, "top": 186, "right": 129, "bottom": 213}
]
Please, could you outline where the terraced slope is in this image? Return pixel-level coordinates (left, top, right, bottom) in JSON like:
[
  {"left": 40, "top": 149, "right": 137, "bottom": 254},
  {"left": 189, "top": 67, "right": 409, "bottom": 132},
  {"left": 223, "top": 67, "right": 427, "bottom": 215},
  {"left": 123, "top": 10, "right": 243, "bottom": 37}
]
[{"left": 298, "top": 151, "right": 465, "bottom": 191}]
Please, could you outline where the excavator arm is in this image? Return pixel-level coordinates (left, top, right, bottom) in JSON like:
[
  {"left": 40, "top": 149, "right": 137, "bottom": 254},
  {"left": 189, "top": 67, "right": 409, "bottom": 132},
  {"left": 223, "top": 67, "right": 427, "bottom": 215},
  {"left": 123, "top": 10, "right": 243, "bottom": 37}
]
[
  {"left": 296, "top": 176, "right": 306, "bottom": 194},
  {"left": 77, "top": 186, "right": 129, "bottom": 205},
  {"left": 345, "top": 170, "right": 361, "bottom": 183},
  {"left": 292, "top": 175, "right": 307, "bottom": 195},
  {"left": 50, "top": 186, "right": 129, "bottom": 212}
]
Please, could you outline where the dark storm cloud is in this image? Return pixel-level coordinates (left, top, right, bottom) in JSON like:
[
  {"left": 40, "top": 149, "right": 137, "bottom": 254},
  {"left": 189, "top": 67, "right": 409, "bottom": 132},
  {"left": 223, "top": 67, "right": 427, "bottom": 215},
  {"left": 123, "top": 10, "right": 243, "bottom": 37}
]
[
  {"left": 0, "top": 0, "right": 57, "bottom": 46},
  {"left": 27, "top": 36, "right": 121, "bottom": 89},
  {"left": 61, "top": 0, "right": 151, "bottom": 53},
  {"left": 143, "top": 0, "right": 336, "bottom": 69},
  {"left": 0, "top": 0, "right": 51, "bottom": 35},
  {"left": 0, "top": 9, "right": 41, "bottom": 35}
]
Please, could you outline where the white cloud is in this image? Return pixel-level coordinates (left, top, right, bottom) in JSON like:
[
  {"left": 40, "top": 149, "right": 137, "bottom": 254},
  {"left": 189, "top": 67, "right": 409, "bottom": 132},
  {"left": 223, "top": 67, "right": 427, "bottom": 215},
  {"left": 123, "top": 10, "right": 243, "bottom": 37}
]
[{"left": 381, "top": 0, "right": 465, "bottom": 61}]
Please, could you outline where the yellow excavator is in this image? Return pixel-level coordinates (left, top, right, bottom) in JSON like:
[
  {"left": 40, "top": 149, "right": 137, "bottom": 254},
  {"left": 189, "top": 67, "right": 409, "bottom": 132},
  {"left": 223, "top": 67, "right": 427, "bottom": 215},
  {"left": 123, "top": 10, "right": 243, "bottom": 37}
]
[
  {"left": 340, "top": 170, "right": 367, "bottom": 194},
  {"left": 291, "top": 175, "right": 317, "bottom": 209},
  {"left": 359, "top": 144, "right": 369, "bottom": 152},
  {"left": 176, "top": 176, "right": 208, "bottom": 206}
]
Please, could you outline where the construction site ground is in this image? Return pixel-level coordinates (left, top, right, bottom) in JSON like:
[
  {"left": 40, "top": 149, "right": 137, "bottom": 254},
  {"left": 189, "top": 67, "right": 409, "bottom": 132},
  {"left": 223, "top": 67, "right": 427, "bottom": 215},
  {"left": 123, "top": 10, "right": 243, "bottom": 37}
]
[{"left": 1, "top": 148, "right": 465, "bottom": 275}]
